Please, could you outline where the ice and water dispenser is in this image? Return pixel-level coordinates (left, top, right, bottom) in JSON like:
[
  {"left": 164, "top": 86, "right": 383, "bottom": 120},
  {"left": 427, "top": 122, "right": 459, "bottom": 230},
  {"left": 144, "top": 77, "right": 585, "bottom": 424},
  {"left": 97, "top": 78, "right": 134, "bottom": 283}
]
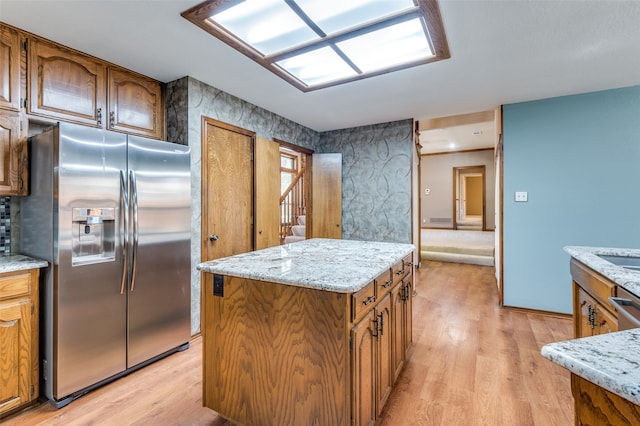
[{"left": 71, "top": 207, "right": 116, "bottom": 266}]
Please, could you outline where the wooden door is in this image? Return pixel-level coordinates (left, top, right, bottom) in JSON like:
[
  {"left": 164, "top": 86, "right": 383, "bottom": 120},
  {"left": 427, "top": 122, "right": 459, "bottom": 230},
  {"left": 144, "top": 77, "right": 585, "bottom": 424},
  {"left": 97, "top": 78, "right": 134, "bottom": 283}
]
[
  {"left": 0, "top": 25, "right": 21, "bottom": 112},
  {"left": 254, "top": 137, "right": 280, "bottom": 250},
  {"left": 29, "top": 38, "right": 106, "bottom": 126},
  {"left": 107, "top": 67, "right": 164, "bottom": 139},
  {"left": 201, "top": 118, "right": 254, "bottom": 262},
  {"left": 375, "top": 293, "right": 392, "bottom": 416},
  {"left": 352, "top": 310, "right": 376, "bottom": 426},
  {"left": 311, "top": 153, "right": 342, "bottom": 239},
  {"left": 0, "top": 111, "right": 27, "bottom": 195}
]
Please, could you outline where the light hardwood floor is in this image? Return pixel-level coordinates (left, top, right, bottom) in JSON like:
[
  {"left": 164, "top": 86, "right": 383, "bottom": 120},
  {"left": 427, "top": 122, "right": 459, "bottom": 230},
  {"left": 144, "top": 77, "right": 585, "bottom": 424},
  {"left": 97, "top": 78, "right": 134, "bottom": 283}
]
[{"left": 3, "top": 261, "right": 574, "bottom": 425}]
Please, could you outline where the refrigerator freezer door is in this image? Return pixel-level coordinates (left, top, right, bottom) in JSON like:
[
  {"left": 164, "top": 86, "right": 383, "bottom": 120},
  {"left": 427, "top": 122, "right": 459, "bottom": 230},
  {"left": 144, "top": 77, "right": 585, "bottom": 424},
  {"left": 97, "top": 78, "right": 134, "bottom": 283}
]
[
  {"left": 55, "top": 123, "right": 128, "bottom": 399},
  {"left": 126, "top": 136, "right": 191, "bottom": 367}
]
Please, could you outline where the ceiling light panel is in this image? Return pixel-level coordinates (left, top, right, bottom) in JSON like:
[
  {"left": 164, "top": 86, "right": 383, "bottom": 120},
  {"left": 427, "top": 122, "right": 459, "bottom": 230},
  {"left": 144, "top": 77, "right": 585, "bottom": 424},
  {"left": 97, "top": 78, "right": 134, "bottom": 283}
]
[{"left": 182, "top": 0, "right": 450, "bottom": 91}]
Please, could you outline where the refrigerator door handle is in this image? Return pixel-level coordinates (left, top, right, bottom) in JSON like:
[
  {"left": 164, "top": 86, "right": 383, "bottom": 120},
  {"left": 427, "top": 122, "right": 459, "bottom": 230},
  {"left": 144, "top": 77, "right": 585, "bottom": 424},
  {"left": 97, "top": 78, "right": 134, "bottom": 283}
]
[
  {"left": 130, "top": 170, "right": 140, "bottom": 292},
  {"left": 120, "top": 170, "right": 129, "bottom": 295}
]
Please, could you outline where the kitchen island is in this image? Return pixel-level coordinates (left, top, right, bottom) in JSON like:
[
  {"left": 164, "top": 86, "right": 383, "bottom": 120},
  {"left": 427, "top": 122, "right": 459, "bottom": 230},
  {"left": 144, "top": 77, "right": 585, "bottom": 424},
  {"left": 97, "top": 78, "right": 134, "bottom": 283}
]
[
  {"left": 197, "top": 238, "right": 415, "bottom": 426},
  {"left": 541, "top": 246, "right": 640, "bottom": 424}
]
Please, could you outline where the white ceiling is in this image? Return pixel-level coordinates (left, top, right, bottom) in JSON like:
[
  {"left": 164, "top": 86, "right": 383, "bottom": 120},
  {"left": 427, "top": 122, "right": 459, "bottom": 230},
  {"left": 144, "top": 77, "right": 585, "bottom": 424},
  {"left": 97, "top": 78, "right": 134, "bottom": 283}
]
[{"left": 2, "top": 0, "right": 640, "bottom": 133}]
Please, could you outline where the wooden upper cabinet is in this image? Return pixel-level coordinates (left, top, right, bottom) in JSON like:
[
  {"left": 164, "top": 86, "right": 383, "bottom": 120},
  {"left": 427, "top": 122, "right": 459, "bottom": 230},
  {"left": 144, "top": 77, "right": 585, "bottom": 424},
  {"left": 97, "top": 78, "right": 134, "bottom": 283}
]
[
  {"left": 28, "top": 38, "right": 106, "bottom": 126},
  {"left": 107, "top": 67, "right": 164, "bottom": 139},
  {"left": 0, "top": 25, "right": 21, "bottom": 111},
  {"left": 0, "top": 112, "right": 27, "bottom": 195}
]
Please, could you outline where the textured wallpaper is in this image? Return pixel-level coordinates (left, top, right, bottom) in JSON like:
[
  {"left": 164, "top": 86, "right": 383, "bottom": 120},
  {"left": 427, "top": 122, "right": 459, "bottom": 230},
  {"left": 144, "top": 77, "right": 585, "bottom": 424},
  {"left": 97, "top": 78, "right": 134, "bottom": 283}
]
[{"left": 318, "top": 120, "right": 413, "bottom": 243}]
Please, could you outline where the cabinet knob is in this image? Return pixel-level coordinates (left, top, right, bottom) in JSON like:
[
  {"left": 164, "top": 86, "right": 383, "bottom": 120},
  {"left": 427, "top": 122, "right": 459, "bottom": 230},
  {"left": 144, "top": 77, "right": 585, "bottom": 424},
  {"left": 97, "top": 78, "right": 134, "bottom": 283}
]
[{"left": 209, "top": 234, "right": 219, "bottom": 242}]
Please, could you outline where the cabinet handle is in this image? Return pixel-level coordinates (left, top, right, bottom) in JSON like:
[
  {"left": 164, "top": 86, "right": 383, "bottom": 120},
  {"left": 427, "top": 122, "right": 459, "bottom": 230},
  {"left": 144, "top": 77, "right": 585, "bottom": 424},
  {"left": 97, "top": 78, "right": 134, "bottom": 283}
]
[
  {"left": 362, "top": 295, "right": 376, "bottom": 306},
  {"left": 110, "top": 111, "right": 115, "bottom": 127},
  {"left": 378, "top": 312, "right": 384, "bottom": 335},
  {"left": 396, "top": 269, "right": 405, "bottom": 276},
  {"left": 372, "top": 316, "right": 379, "bottom": 338},
  {"left": 97, "top": 107, "right": 102, "bottom": 125},
  {"left": 382, "top": 279, "right": 393, "bottom": 289}
]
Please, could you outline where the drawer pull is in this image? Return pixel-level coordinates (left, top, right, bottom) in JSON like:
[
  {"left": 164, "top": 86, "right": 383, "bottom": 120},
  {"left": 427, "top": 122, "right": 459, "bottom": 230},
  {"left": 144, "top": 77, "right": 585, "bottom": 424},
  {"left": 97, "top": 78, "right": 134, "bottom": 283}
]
[
  {"left": 382, "top": 279, "right": 393, "bottom": 289},
  {"left": 395, "top": 269, "right": 405, "bottom": 276},
  {"left": 362, "top": 295, "right": 376, "bottom": 306}
]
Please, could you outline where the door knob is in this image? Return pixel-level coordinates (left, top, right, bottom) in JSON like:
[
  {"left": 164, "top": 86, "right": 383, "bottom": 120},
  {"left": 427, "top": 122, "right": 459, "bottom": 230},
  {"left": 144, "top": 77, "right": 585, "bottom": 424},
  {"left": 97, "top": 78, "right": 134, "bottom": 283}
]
[{"left": 209, "top": 234, "right": 219, "bottom": 241}]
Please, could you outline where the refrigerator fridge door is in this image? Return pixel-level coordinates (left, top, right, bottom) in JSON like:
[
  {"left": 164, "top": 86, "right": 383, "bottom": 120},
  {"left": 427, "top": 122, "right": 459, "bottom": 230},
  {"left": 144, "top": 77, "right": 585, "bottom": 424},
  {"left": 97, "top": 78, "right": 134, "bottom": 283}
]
[
  {"left": 126, "top": 136, "right": 191, "bottom": 367},
  {"left": 55, "top": 124, "right": 128, "bottom": 399}
]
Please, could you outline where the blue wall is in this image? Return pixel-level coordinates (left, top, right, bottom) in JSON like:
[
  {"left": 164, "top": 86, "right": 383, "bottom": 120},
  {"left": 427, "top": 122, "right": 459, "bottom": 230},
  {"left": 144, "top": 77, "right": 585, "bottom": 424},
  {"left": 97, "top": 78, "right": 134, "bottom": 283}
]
[{"left": 503, "top": 85, "right": 640, "bottom": 313}]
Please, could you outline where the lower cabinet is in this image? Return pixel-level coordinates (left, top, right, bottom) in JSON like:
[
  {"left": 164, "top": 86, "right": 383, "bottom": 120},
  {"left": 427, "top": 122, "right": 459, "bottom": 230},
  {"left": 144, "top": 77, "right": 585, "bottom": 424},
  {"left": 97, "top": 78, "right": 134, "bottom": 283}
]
[
  {"left": 352, "top": 255, "right": 413, "bottom": 426},
  {"left": 0, "top": 269, "right": 40, "bottom": 417},
  {"left": 571, "top": 259, "right": 617, "bottom": 338}
]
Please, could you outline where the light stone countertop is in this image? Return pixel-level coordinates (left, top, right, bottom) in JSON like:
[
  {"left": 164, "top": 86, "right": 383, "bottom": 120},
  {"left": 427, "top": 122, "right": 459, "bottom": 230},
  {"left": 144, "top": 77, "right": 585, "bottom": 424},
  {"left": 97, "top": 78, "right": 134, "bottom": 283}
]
[
  {"left": 197, "top": 238, "right": 415, "bottom": 293},
  {"left": 540, "top": 246, "right": 640, "bottom": 406},
  {"left": 564, "top": 246, "right": 640, "bottom": 297},
  {"left": 541, "top": 329, "right": 640, "bottom": 405},
  {"left": 0, "top": 254, "right": 48, "bottom": 273}
]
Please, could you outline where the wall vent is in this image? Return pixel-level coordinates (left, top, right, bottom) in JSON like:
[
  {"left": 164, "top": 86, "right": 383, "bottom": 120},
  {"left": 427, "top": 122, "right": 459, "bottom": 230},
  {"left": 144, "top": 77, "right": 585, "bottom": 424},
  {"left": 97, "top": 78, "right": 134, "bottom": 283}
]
[{"left": 430, "top": 217, "right": 452, "bottom": 223}]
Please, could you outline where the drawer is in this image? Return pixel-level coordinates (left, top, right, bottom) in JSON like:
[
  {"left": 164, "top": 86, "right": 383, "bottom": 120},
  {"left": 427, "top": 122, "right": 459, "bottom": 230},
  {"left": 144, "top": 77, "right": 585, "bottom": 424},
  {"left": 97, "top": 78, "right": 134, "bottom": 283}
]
[
  {"left": 392, "top": 254, "right": 413, "bottom": 285},
  {"left": 352, "top": 280, "right": 376, "bottom": 322},
  {"left": 375, "top": 269, "right": 393, "bottom": 299},
  {"left": 0, "top": 271, "right": 31, "bottom": 300},
  {"left": 570, "top": 259, "right": 616, "bottom": 307}
]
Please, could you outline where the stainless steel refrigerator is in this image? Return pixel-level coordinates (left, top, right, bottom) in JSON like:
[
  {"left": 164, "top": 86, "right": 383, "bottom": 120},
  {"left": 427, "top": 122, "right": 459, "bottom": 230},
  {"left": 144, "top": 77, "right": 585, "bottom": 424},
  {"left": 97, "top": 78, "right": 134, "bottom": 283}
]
[{"left": 20, "top": 122, "right": 191, "bottom": 408}]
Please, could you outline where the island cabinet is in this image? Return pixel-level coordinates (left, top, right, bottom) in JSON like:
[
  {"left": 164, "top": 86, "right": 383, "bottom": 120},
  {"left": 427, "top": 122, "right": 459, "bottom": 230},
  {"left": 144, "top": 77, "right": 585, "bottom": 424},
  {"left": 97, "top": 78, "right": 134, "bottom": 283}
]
[
  {"left": 0, "top": 268, "right": 40, "bottom": 417},
  {"left": 28, "top": 37, "right": 165, "bottom": 139},
  {"left": 571, "top": 259, "right": 617, "bottom": 338},
  {"left": 199, "top": 239, "right": 414, "bottom": 426}
]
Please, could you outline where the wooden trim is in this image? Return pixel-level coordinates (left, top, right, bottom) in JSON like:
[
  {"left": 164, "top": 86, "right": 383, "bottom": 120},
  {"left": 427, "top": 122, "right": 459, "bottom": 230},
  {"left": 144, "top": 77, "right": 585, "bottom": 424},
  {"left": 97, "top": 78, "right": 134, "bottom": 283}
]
[
  {"left": 273, "top": 138, "right": 314, "bottom": 155},
  {"left": 498, "top": 107, "right": 505, "bottom": 306},
  {"left": 500, "top": 305, "right": 573, "bottom": 320},
  {"left": 421, "top": 147, "right": 494, "bottom": 157},
  {"left": 418, "top": 110, "right": 495, "bottom": 131}
]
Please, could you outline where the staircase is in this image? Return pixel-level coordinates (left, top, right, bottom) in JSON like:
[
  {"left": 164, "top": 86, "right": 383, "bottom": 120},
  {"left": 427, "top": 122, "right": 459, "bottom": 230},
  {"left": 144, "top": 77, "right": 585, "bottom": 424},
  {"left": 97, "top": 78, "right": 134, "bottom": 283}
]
[{"left": 284, "top": 215, "right": 306, "bottom": 244}]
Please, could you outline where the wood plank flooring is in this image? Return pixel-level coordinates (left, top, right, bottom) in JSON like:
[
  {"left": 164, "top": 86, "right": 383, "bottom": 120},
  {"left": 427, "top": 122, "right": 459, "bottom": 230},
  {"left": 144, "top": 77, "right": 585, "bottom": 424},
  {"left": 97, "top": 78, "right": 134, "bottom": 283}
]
[{"left": 2, "top": 261, "right": 574, "bottom": 425}]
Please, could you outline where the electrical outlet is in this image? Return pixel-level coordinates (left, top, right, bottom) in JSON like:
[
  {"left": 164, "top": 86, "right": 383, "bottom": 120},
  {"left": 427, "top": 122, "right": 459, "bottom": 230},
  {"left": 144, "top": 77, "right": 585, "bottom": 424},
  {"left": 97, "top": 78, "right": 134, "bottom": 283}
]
[{"left": 515, "top": 191, "right": 528, "bottom": 202}]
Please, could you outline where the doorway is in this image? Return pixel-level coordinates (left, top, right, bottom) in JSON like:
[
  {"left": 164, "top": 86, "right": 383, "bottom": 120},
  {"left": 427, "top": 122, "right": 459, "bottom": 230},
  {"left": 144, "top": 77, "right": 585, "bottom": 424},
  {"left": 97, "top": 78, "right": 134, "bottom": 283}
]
[
  {"left": 453, "top": 165, "right": 485, "bottom": 231},
  {"left": 201, "top": 117, "right": 255, "bottom": 262}
]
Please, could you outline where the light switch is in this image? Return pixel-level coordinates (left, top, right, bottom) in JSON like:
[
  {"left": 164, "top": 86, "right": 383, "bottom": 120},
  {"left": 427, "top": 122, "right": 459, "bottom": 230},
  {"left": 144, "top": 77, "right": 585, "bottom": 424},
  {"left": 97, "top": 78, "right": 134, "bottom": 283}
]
[{"left": 515, "top": 191, "right": 528, "bottom": 202}]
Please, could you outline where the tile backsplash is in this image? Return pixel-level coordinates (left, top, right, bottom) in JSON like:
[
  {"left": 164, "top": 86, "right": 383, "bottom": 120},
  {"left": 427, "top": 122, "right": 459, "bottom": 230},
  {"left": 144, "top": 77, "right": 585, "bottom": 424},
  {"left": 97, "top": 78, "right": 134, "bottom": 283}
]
[{"left": 0, "top": 197, "right": 11, "bottom": 255}]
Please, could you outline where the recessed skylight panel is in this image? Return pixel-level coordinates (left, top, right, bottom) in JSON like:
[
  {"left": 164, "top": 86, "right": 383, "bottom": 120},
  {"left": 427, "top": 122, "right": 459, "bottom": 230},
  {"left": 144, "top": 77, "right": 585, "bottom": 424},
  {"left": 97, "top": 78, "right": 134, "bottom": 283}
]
[
  {"left": 210, "top": 0, "right": 318, "bottom": 55},
  {"left": 295, "top": 0, "right": 415, "bottom": 34},
  {"left": 276, "top": 47, "right": 358, "bottom": 86},
  {"left": 183, "top": 0, "right": 450, "bottom": 91},
  {"left": 337, "top": 18, "right": 433, "bottom": 73}
]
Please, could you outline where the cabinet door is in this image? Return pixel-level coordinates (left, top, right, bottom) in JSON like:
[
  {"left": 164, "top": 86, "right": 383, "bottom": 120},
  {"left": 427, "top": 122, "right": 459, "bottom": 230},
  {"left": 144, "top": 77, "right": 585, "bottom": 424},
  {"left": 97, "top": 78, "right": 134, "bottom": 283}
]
[
  {"left": 0, "top": 299, "right": 32, "bottom": 415},
  {"left": 0, "top": 112, "right": 27, "bottom": 195},
  {"left": 107, "top": 67, "right": 164, "bottom": 139},
  {"left": 352, "top": 310, "right": 376, "bottom": 426},
  {"left": 0, "top": 25, "right": 21, "bottom": 111},
  {"left": 593, "top": 301, "right": 617, "bottom": 335},
  {"left": 390, "top": 283, "right": 405, "bottom": 383},
  {"left": 375, "top": 293, "right": 392, "bottom": 416},
  {"left": 576, "top": 287, "right": 595, "bottom": 338},
  {"left": 29, "top": 38, "right": 106, "bottom": 126},
  {"left": 403, "top": 278, "right": 413, "bottom": 356}
]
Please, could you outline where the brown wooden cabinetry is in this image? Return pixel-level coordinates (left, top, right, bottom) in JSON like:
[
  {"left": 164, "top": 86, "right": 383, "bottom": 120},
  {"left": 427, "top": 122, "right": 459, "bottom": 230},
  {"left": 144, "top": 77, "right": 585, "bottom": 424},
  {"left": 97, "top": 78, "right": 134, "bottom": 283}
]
[
  {"left": 0, "top": 269, "right": 40, "bottom": 417},
  {"left": 571, "top": 259, "right": 617, "bottom": 338},
  {"left": 202, "top": 252, "right": 414, "bottom": 426},
  {"left": 0, "top": 111, "right": 27, "bottom": 195},
  {"left": 28, "top": 36, "right": 164, "bottom": 139},
  {"left": 0, "top": 25, "right": 21, "bottom": 112}
]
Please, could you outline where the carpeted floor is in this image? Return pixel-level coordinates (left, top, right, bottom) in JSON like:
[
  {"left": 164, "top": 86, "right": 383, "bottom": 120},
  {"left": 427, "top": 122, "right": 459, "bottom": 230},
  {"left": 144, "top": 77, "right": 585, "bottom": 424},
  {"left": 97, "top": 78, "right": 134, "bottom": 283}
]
[{"left": 421, "top": 229, "right": 495, "bottom": 266}]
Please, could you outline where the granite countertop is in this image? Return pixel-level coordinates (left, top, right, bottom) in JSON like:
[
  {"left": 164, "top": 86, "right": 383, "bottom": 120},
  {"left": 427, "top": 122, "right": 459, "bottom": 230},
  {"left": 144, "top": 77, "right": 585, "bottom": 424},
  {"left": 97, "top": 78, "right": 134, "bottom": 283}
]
[
  {"left": 197, "top": 238, "right": 415, "bottom": 293},
  {"left": 541, "top": 329, "right": 640, "bottom": 405},
  {"left": 541, "top": 246, "right": 640, "bottom": 406},
  {"left": 564, "top": 246, "right": 640, "bottom": 296},
  {"left": 0, "top": 254, "right": 48, "bottom": 273}
]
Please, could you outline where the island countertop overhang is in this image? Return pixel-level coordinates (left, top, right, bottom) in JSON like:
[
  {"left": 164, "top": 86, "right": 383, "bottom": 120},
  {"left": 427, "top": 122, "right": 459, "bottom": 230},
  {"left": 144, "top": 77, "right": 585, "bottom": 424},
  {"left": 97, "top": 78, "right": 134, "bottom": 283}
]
[{"left": 197, "top": 238, "right": 415, "bottom": 293}]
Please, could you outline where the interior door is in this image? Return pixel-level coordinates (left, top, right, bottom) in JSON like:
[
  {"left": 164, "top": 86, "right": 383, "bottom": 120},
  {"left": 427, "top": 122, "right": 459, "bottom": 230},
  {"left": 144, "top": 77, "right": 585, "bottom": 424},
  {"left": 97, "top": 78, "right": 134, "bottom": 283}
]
[
  {"left": 254, "top": 137, "right": 280, "bottom": 250},
  {"left": 201, "top": 118, "right": 254, "bottom": 261},
  {"left": 311, "top": 153, "right": 342, "bottom": 239}
]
